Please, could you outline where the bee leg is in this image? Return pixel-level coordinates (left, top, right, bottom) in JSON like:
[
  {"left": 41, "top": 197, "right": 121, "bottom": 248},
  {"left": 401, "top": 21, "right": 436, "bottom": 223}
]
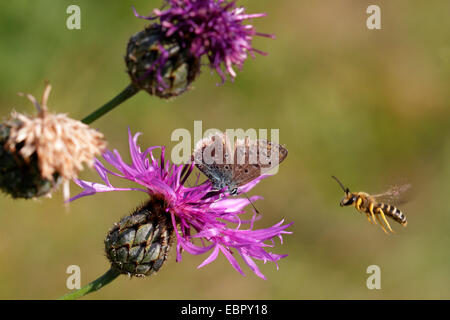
[
  {"left": 374, "top": 214, "right": 389, "bottom": 234},
  {"left": 368, "top": 202, "right": 378, "bottom": 225},
  {"left": 365, "top": 213, "right": 374, "bottom": 225},
  {"left": 377, "top": 208, "right": 395, "bottom": 233},
  {"left": 355, "top": 197, "right": 363, "bottom": 211}
]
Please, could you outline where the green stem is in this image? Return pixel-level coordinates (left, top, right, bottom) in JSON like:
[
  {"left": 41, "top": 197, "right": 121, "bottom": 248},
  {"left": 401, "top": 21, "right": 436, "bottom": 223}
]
[
  {"left": 58, "top": 268, "right": 121, "bottom": 300},
  {"left": 81, "top": 84, "right": 140, "bottom": 125}
]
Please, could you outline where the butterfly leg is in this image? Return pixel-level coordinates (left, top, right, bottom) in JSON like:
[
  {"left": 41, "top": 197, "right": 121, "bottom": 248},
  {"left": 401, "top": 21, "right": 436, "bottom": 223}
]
[{"left": 377, "top": 207, "right": 394, "bottom": 233}]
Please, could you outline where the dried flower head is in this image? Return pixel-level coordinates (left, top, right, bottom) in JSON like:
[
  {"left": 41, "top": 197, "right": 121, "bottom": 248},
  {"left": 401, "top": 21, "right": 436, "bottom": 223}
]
[
  {"left": 129, "top": 0, "right": 274, "bottom": 95},
  {"left": 72, "top": 129, "right": 292, "bottom": 279},
  {"left": 0, "top": 84, "right": 106, "bottom": 199}
]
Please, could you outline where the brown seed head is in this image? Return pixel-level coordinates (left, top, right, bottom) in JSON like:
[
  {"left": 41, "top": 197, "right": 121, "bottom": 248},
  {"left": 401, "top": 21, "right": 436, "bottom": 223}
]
[{"left": 5, "top": 84, "right": 107, "bottom": 181}]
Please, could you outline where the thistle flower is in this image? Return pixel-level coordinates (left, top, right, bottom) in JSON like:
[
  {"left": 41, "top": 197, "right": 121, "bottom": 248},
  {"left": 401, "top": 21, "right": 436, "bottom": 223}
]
[
  {"left": 71, "top": 129, "right": 292, "bottom": 279},
  {"left": 0, "top": 84, "right": 107, "bottom": 199},
  {"left": 127, "top": 0, "right": 273, "bottom": 97}
]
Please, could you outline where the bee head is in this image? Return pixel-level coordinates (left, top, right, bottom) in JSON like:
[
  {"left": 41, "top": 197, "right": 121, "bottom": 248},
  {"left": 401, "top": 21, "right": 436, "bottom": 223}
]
[
  {"left": 340, "top": 193, "right": 357, "bottom": 207},
  {"left": 332, "top": 176, "right": 354, "bottom": 206}
]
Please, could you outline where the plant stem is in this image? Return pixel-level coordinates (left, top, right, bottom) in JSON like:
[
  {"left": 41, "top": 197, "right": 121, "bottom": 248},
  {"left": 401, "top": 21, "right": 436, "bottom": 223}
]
[
  {"left": 81, "top": 84, "right": 140, "bottom": 125},
  {"left": 58, "top": 268, "right": 121, "bottom": 300}
]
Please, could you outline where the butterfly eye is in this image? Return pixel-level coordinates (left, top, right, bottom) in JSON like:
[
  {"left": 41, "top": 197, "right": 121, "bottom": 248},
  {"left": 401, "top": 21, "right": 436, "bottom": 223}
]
[
  {"left": 224, "top": 165, "right": 230, "bottom": 170},
  {"left": 244, "top": 169, "right": 249, "bottom": 173}
]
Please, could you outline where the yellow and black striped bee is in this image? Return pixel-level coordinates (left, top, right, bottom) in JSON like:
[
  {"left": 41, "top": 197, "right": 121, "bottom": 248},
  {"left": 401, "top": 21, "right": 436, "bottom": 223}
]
[{"left": 332, "top": 176, "right": 410, "bottom": 234}]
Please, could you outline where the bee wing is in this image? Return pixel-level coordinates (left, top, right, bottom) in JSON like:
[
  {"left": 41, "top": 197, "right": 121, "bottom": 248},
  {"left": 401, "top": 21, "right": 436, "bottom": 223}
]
[{"left": 371, "top": 184, "right": 412, "bottom": 205}]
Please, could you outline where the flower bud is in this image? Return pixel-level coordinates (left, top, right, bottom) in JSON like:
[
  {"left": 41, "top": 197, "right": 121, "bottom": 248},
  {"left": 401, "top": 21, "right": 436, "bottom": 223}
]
[
  {"left": 125, "top": 25, "right": 201, "bottom": 99},
  {"left": 104, "top": 197, "right": 175, "bottom": 277}
]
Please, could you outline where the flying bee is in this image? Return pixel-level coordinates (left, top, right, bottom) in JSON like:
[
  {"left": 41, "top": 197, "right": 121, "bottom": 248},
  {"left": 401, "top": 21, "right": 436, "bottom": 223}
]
[{"left": 332, "top": 176, "right": 410, "bottom": 234}]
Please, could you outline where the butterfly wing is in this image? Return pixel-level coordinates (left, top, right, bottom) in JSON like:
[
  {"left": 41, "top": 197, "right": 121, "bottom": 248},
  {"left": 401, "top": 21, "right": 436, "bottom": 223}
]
[
  {"left": 194, "top": 134, "right": 288, "bottom": 191},
  {"left": 232, "top": 138, "right": 288, "bottom": 187},
  {"left": 193, "top": 133, "right": 234, "bottom": 190}
]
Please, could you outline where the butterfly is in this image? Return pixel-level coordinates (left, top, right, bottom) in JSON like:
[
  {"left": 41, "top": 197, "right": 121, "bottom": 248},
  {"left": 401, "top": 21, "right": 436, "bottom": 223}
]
[{"left": 192, "top": 132, "right": 288, "bottom": 196}]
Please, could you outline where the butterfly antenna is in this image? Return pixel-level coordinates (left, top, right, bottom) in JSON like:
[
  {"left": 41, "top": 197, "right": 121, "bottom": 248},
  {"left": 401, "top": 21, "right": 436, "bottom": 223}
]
[{"left": 243, "top": 192, "right": 260, "bottom": 215}]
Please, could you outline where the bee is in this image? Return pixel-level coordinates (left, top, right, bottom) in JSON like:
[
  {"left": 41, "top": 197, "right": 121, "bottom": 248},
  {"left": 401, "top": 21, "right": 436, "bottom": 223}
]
[{"left": 332, "top": 176, "right": 410, "bottom": 234}]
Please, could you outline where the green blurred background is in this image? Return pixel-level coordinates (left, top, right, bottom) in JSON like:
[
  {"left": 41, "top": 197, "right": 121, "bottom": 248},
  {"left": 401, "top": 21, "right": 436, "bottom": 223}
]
[{"left": 0, "top": 0, "right": 449, "bottom": 299}]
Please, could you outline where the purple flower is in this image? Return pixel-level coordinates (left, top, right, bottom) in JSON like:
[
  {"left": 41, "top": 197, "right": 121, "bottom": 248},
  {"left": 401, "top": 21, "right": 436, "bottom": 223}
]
[
  {"left": 71, "top": 129, "right": 292, "bottom": 279},
  {"left": 134, "top": 0, "right": 274, "bottom": 83}
]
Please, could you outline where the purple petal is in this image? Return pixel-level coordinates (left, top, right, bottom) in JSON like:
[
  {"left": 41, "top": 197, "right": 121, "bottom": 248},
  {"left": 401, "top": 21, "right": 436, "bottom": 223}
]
[
  {"left": 238, "top": 175, "right": 270, "bottom": 193},
  {"left": 219, "top": 245, "right": 245, "bottom": 277},
  {"left": 197, "top": 245, "right": 220, "bottom": 269},
  {"left": 240, "top": 251, "right": 266, "bottom": 280}
]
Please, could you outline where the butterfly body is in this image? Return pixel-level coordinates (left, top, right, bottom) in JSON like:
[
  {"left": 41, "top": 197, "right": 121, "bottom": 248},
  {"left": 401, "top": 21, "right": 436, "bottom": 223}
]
[{"left": 198, "top": 162, "right": 237, "bottom": 194}]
